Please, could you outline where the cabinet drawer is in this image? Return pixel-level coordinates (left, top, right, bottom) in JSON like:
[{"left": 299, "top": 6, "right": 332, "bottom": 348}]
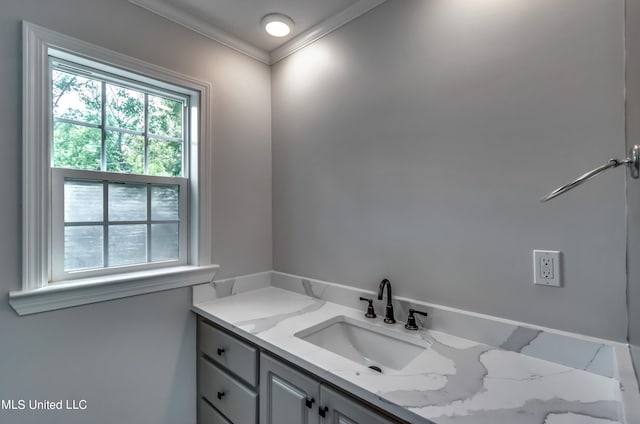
[
  {"left": 198, "top": 399, "right": 231, "bottom": 424},
  {"left": 199, "top": 398, "right": 231, "bottom": 424},
  {"left": 199, "top": 357, "right": 257, "bottom": 424},
  {"left": 199, "top": 319, "right": 258, "bottom": 386}
]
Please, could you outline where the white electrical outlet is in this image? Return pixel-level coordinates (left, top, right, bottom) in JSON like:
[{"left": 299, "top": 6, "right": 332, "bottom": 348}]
[{"left": 533, "top": 250, "right": 561, "bottom": 287}]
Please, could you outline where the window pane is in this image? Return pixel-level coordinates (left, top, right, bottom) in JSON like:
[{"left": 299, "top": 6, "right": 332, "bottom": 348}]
[
  {"left": 53, "top": 122, "right": 101, "bottom": 170},
  {"left": 65, "top": 226, "right": 104, "bottom": 271},
  {"left": 151, "top": 185, "right": 179, "bottom": 221},
  {"left": 106, "top": 130, "right": 144, "bottom": 174},
  {"left": 108, "top": 225, "right": 147, "bottom": 266},
  {"left": 148, "top": 139, "right": 182, "bottom": 177},
  {"left": 151, "top": 223, "right": 179, "bottom": 262},
  {"left": 108, "top": 183, "right": 147, "bottom": 221},
  {"left": 106, "top": 84, "right": 144, "bottom": 132},
  {"left": 65, "top": 180, "right": 103, "bottom": 222},
  {"left": 149, "top": 96, "right": 182, "bottom": 139},
  {"left": 52, "top": 69, "right": 101, "bottom": 125}
]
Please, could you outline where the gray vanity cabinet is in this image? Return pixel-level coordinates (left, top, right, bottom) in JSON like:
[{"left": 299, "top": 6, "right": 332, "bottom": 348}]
[
  {"left": 198, "top": 318, "right": 258, "bottom": 424},
  {"left": 260, "top": 353, "right": 395, "bottom": 424},
  {"left": 198, "top": 317, "right": 400, "bottom": 424}
]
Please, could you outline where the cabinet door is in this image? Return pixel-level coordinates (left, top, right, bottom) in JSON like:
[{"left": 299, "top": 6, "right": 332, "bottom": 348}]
[
  {"left": 260, "top": 353, "right": 320, "bottom": 424},
  {"left": 319, "top": 386, "right": 396, "bottom": 424}
]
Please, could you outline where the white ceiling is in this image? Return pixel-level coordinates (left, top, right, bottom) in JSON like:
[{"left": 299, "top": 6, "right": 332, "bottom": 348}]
[{"left": 129, "top": 0, "right": 386, "bottom": 64}]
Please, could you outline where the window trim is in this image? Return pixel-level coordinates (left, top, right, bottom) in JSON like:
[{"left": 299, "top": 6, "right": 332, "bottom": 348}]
[{"left": 10, "top": 21, "right": 217, "bottom": 315}]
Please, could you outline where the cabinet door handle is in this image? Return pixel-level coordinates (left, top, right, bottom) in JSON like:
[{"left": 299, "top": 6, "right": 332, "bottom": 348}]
[
  {"left": 217, "top": 347, "right": 225, "bottom": 356},
  {"left": 217, "top": 391, "right": 225, "bottom": 400},
  {"left": 305, "top": 397, "right": 315, "bottom": 408},
  {"left": 318, "top": 405, "right": 328, "bottom": 417}
]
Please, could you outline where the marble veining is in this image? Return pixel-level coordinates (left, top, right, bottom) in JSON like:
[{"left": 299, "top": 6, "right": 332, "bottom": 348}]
[
  {"left": 380, "top": 342, "right": 491, "bottom": 408},
  {"left": 196, "top": 271, "right": 272, "bottom": 303},
  {"left": 235, "top": 298, "right": 326, "bottom": 334},
  {"left": 426, "top": 398, "right": 618, "bottom": 424},
  {"left": 193, "top": 285, "right": 622, "bottom": 424},
  {"left": 499, "top": 327, "right": 543, "bottom": 352},
  {"left": 211, "top": 279, "right": 235, "bottom": 298},
  {"left": 302, "top": 278, "right": 326, "bottom": 299}
]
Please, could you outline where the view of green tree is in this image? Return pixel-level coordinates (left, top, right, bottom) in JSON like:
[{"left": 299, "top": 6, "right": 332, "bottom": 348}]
[
  {"left": 52, "top": 68, "right": 184, "bottom": 177},
  {"left": 52, "top": 70, "right": 102, "bottom": 170},
  {"left": 52, "top": 70, "right": 101, "bottom": 124},
  {"left": 149, "top": 95, "right": 182, "bottom": 139},
  {"left": 106, "top": 132, "right": 144, "bottom": 174},
  {"left": 149, "top": 139, "right": 182, "bottom": 177},
  {"left": 106, "top": 85, "right": 144, "bottom": 131},
  {"left": 53, "top": 122, "right": 101, "bottom": 170}
]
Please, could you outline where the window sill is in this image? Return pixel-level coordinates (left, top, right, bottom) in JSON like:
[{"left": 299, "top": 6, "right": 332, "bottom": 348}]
[{"left": 9, "top": 264, "right": 219, "bottom": 315}]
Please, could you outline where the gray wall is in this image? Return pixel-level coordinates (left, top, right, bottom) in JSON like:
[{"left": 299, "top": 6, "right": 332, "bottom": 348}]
[
  {"left": 0, "top": 0, "right": 272, "bottom": 423},
  {"left": 627, "top": 0, "right": 640, "bottom": 382},
  {"left": 272, "top": 0, "right": 628, "bottom": 340}
]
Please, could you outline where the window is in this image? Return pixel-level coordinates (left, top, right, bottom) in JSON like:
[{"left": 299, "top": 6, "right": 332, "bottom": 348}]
[
  {"left": 50, "top": 60, "right": 189, "bottom": 281},
  {"left": 10, "top": 22, "right": 217, "bottom": 315}
]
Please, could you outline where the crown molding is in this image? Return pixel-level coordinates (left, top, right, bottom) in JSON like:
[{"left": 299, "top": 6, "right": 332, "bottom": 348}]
[
  {"left": 269, "top": 0, "right": 387, "bottom": 64},
  {"left": 129, "top": 0, "right": 271, "bottom": 64},
  {"left": 129, "top": 0, "right": 387, "bottom": 65}
]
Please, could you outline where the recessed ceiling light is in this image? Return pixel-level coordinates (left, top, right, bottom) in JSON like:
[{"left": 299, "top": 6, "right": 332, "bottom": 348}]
[{"left": 261, "top": 14, "right": 294, "bottom": 38}]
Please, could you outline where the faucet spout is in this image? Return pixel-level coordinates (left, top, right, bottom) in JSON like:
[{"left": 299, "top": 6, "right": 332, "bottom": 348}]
[
  {"left": 378, "top": 279, "right": 392, "bottom": 305},
  {"left": 377, "top": 278, "right": 396, "bottom": 324}
]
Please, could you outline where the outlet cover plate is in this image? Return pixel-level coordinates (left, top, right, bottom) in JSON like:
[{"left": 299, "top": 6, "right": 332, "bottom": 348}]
[{"left": 533, "top": 250, "right": 561, "bottom": 287}]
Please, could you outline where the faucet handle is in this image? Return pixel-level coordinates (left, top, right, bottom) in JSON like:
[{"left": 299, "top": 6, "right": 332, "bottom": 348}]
[
  {"left": 405, "top": 308, "right": 428, "bottom": 330},
  {"left": 359, "top": 297, "right": 377, "bottom": 318}
]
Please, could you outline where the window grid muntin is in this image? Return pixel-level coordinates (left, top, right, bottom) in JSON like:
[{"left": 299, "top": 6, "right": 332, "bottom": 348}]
[
  {"left": 100, "top": 79, "right": 107, "bottom": 172},
  {"left": 50, "top": 59, "right": 187, "bottom": 178},
  {"left": 54, "top": 117, "right": 101, "bottom": 129},
  {"left": 101, "top": 178, "right": 108, "bottom": 268},
  {"left": 144, "top": 93, "right": 149, "bottom": 175},
  {"left": 63, "top": 177, "right": 182, "bottom": 272}
]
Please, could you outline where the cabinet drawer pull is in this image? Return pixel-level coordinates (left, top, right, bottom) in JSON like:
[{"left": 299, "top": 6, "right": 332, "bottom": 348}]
[
  {"left": 318, "top": 405, "right": 328, "bottom": 417},
  {"left": 217, "top": 391, "right": 225, "bottom": 400},
  {"left": 217, "top": 347, "right": 225, "bottom": 356},
  {"left": 305, "top": 397, "right": 315, "bottom": 408}
]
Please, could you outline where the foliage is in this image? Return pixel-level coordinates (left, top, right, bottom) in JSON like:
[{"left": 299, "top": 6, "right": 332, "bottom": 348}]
[{"left": 52, "top": 69, "right": 183, "bottom": 177}]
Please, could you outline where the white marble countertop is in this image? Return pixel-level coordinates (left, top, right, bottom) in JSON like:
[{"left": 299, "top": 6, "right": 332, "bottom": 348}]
[{"left": 193, "top": 286, "right": 621, "bottom": 424}]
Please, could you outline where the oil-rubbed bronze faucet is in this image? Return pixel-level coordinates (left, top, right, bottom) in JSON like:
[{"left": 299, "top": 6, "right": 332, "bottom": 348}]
[
  {"left": 404, "top": 308, "right": 429, "bottom": 330},
  {"left": 377, "top": 278, "right": 395, "bottom": 324},
  {"left": 359, "top": 297, "right": 377, "bottom": 318}
]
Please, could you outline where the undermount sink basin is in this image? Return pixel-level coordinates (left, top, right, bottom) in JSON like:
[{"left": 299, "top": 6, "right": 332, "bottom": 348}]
[{"left": 294, "top": 316, "right": 429, "bottom": 371}]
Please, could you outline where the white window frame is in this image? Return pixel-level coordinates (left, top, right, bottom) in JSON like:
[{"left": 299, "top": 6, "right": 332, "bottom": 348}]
[{"left": 9, "top": 21, "right": 218, "bottom": 315}]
